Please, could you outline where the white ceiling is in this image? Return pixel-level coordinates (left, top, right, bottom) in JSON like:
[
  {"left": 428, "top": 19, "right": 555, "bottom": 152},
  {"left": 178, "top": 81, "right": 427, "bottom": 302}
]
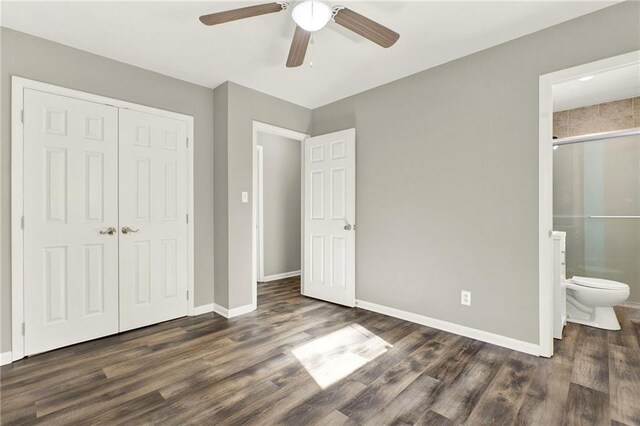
[
  {"left": 1, "top": 1, "right": 619, "bottom": 109},
  {"left": 553, "top": 63, "right": 640, "bottom": 111}
]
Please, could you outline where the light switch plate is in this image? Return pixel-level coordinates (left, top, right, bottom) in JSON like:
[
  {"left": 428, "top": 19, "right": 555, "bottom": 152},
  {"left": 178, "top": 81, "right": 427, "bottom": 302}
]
[{"left": 242, "top": 192, "right": 249, "bottom": 203}]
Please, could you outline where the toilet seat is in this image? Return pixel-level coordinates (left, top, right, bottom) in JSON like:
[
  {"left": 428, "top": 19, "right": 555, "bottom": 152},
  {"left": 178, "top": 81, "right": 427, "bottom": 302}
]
[{"left": 570, "top": 276, "right": 628, "bottom": 290}]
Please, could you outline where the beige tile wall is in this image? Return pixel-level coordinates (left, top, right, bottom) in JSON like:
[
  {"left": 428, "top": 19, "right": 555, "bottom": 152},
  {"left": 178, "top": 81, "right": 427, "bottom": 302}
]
[{"left": 553, "top": 97, "right": 640, "bottom": 138}]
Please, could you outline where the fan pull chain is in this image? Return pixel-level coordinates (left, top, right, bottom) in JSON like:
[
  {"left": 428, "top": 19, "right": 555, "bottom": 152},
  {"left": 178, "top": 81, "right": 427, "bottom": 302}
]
[{"left": 309, "top": 34, "right": 315, "bottom": 68}]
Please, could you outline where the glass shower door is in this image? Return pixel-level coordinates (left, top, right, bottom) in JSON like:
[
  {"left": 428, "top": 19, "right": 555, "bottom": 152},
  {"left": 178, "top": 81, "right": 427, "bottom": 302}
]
[{"left": 553, "top": 133, "right": 640, "bottom": 303}]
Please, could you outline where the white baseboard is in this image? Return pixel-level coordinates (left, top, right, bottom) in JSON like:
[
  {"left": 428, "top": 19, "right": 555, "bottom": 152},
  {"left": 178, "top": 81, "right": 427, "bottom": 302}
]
[
  {"left": 356, "top": 299, "right": 540, "bottom": 356},
  {"left": 213, "top": 303, "right": 256, "bottom": 319},
  {"left": 259, "top": 270, "right": 301, "bottom": 282},
  {"left": 229, "top": 303, "right": 257, "bottom": 317},
  {"left": 193, "top": 303, "right": 215, "bottom": 316},
  {"left": 1, "top": 352, "right": 12, "bottom": 366},
  {"left": 213, "top": 303, "right": 229, "bottom": 318}
]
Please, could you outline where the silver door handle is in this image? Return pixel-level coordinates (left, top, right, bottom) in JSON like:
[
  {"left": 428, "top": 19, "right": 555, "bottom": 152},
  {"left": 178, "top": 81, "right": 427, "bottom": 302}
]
[
  {"left": 122, "top": 226, "right": 140, "bottom": 234},
  {"left": 344, "top": 224, "right": 352, "bottom": 231},
  {"left": 99, "top": 226, "right": 117, "bottom": 235}
]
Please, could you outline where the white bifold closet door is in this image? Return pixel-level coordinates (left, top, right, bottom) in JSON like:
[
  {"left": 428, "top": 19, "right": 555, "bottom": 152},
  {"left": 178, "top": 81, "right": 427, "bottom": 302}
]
[
  {"left": 303, "top": 129, "right": 356, "bottom": 307},
  {"left": 118, "top": 109, "right": 188, "bottom": 331},
  {"left": 23, "top": 90, "right": 120, "bottom": 355}
]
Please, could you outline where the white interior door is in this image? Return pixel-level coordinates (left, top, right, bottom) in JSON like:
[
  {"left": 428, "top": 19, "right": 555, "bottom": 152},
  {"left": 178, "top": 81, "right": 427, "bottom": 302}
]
[
  {"left": 303, "top": 129, "right": 356, "bottom": 306},
  {"left": 118, "top": 109, "right": 189, "bottom": 331},
  {"left": 23, "top": 89, "right": 119, "bottom": 355}
]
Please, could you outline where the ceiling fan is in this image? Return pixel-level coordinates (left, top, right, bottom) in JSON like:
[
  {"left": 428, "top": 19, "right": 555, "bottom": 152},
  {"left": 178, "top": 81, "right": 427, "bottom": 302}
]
[{"left": 199, "top": 1, "right": 400, "bottom": 68}]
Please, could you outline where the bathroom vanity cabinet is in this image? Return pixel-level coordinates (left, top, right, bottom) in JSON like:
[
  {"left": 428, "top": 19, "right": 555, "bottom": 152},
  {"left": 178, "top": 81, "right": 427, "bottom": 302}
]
[{"left": 553, "top": 231, "right": 567, "bottom": 339}]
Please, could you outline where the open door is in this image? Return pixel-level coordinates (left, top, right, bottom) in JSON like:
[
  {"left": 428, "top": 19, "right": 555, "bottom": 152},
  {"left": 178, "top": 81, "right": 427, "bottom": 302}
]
[{"left": 303, "top": 129, "right": 356, "bottom": 307}]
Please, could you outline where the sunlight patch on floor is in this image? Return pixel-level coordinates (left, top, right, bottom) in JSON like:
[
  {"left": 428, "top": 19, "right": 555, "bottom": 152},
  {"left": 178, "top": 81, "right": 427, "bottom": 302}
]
[{"left": 292, "top": 324, "right": 392, "bottom": 389}]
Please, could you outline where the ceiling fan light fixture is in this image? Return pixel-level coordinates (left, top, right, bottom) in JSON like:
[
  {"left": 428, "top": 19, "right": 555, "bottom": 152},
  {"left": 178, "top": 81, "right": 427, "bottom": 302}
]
[{"left": 291, "top": 1, "right": 332, "bottom": 32}]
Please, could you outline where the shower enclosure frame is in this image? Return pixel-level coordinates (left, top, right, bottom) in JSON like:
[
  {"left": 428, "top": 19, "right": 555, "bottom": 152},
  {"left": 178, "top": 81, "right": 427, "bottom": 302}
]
[{"left": 538, "top": 50, "right": 640, "bottom": 357}]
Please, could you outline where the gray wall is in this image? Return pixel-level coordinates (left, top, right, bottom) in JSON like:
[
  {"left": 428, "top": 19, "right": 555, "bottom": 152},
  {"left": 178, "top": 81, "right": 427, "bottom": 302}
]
[
  {"left": 257, "top": 133, "right": 301, "bottom": 277},
  {"left": 0, "top": 28, "right": 215, "bottom": 353},
  {"left": 217, "top": 82, "right": 311, "bottom": 309},
  {"left": 312, "top": 1, "right": 640, "bottom": 344},
  {"left": 213, "top": 83, "right": 229, "bottom": 308}
]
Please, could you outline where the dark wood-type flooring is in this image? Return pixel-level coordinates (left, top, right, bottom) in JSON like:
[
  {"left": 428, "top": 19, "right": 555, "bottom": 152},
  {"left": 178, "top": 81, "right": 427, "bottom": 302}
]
[{"left": 2, "top": 277, "right": 639, "bottom": 425}]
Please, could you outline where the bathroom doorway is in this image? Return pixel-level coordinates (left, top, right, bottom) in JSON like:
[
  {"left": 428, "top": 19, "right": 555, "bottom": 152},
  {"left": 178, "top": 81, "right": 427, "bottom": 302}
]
[{"left": 538, "top": 51, "right": 640, "bottom": 356}]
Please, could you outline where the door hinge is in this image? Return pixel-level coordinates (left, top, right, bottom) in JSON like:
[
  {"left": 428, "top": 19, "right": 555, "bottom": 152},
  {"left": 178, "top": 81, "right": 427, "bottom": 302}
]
[
  {"left": 186, "top": 214, "right": 189, "bottom": 224},
  {"left": 186, "top": 290, "right": 189, "bottom": 301},
  {"left": 21, "top": 216, "right": 24, "bottom": 230},
  {"left": 186, "top": 137, "right": 189, "bottom": 148},
  {"left": 21, "top": 110, "right": 24, "bottom": 124},
  {"left": 22, "top": 322, "right": 25, "bottom": 336}
]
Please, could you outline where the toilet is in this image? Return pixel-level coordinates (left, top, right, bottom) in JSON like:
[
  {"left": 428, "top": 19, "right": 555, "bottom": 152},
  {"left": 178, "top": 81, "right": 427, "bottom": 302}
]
[{"left": 565, "top": 276, "right": 630, "bottom": 330}]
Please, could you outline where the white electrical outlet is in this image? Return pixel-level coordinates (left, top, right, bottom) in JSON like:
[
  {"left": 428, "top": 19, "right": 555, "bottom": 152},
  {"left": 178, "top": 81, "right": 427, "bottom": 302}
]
[
  {"left": 242, "top": 192, "right": 249, "bottom": 203},
  {"left": 461, "top": 290, "right": 471, "bottom": 306}
]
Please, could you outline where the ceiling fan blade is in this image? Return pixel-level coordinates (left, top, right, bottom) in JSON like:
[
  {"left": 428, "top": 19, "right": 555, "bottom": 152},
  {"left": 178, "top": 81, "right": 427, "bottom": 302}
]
[
  {"left": 199, "top": 2, "right": 285, "bottom": 26},
  {"left": 333, "top": 7, "right": 399, "bottom": 48},
  {"left": 286, "top": 26, "right": 311, "bottom": 68}
]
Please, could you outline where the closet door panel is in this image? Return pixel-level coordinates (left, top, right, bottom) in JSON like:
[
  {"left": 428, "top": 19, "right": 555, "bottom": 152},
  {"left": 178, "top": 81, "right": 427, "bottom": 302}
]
[
  {"left": 23, "top": 89, "right": 119, "bottom": 355},
  {"left": 118, "top": 109, "right": 189, "bottom": 331}
]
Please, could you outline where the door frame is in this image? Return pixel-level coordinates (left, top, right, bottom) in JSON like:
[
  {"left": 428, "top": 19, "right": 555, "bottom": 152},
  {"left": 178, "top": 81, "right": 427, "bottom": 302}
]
[
  {"left": 537, "top": 50, "right": 640, "bottom": 358},
  {"left": 256, "top": 145, "right": 264, "bottom": 281},
  {"left": 252, "top": 121, "right": 308, "bottom": 307},
  {"left": 11, "top": 76, "right": 196, "bottom": 362}
]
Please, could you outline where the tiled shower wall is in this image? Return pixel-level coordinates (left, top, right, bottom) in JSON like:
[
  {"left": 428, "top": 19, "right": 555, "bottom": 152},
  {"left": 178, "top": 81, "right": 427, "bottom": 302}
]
[{"left": 553, "top": 97, "right": 640, "bottom": 138}]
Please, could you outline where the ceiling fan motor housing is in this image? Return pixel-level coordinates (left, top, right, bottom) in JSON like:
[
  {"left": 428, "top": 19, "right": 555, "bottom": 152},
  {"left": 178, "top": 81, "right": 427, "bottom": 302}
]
[{"left": 291, "top": 1, "right": 333, "bottom": 32}]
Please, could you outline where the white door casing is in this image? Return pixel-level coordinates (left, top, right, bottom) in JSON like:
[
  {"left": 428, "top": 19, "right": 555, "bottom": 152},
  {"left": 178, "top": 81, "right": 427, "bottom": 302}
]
[
  {"left": 118, "top": 109, "right": 189, "bottom": 331},
  {"left": 303, "top": 129, "right": 356, "bottom": 307},
  {"left": 23, "top": 89, "right": 120, "bottom": 355},
  {"left": 256, "top": 145, "right": 264, "bottom": 282}
]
